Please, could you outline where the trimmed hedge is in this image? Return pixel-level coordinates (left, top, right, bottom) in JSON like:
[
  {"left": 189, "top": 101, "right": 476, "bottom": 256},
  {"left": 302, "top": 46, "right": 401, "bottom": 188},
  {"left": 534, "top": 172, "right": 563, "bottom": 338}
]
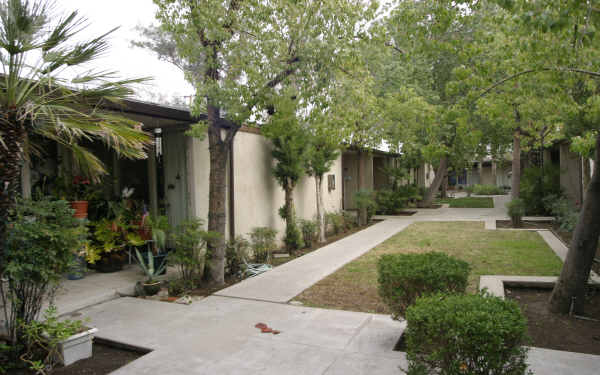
[
  {"left": 377, "top": 252, "right": 470, "bottom": 318},
  {"left": 405, "top": 292, "right": 530, "bottom": 375},
  {"left": 472, "top": 184, "right": 504, "bottom": 195}
]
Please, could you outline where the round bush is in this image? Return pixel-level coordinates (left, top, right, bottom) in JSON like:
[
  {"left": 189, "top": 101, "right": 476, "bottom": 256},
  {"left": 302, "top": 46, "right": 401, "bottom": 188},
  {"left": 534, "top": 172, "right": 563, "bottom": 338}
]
[
  {"left": 377, "top": 252, "right": 470, "bottom": 318},
  {"left": 405, "top": 293, "right": 529, "bottom": 375}
]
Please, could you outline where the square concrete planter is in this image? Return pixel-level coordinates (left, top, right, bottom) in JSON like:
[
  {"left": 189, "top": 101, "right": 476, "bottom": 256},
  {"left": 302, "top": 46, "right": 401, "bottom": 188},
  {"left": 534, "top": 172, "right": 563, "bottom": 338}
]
[{"left": 58, "top": 327, "right": 98, "bottom": 366}]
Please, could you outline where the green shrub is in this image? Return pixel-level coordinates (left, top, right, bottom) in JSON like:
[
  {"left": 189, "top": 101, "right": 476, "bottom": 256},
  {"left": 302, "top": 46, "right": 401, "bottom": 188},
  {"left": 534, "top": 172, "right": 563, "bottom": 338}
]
[
  {"left": 326, "top": 211, "right": 345, "bottom": 235},
  {"left": 249, "top": 227, "right": 277, "bottom": 263},
  {"left": 543, "top": 194, "right": 579, "bottom": 232},
  {"left": 405, "top": 292, "right": 529, "bottom": 375},
  {"left": 341, "top": 210, "right": 357, "bottom": 230},
  {"left": 377, "top": 252, "right": 470, "bottom": 319},
  {"left": 354, "top": 189, "right": 377, "bottom": 223},
  {"left": 170, "top": 219, "right": 219, "bottom": 289},
  {"left": 225, "top": 236, "right": 251, "bottom": 277},
  {"left": 472, "top": 184, "right": 504, "bottom": 195},
  {"left": 299, "top": 219, "right": 319, "bottom": 248},
  {"left": 520, "top": 165, "right": 561, "bottom": 215},
  {"left": 1, "top": 198, "right": 87, "bottom": 345},
  {"left": 375, "top": 189, "right": 406, "bottom": 214},
  {"left": 465, "top": 185, "right": 474, "bottom": 197},
  {"left": 167, "top": 278, "right": 188, "bottom": 296},
  {"left": 507, "top": 198, "right": 526, "bottom": 228},
  {"left": 19, "top": 306, "right": 84, "bottom": 373}
]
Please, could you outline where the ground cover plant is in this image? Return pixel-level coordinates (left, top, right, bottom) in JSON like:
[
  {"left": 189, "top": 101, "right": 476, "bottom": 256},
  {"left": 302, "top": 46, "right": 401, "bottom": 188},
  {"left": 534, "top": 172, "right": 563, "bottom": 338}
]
[
  {"left": 295, "top": 222, "right": 562, "bottom": 314},
  {"left": 435, "top": 197, "right": 494, "bottom": 208}
]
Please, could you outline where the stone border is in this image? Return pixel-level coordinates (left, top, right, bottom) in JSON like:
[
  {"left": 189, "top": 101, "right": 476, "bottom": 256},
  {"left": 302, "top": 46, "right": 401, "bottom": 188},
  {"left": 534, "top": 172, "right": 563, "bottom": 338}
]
[{"left": 479, "top": 275, "right": 558, "bottom": 299}]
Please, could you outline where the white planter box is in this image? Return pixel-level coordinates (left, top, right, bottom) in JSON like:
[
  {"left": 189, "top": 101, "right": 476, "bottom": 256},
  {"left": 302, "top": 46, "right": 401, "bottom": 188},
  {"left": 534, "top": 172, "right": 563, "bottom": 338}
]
[{"left": 58, "top": 327, "right": 98, "bottom": 366}]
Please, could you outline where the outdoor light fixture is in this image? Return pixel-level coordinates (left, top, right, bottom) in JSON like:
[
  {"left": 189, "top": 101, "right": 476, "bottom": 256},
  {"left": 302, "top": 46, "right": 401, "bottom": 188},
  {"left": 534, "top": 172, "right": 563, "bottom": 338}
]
[{"left": 154, "top": 128, "right": 163, "bottom": 157}]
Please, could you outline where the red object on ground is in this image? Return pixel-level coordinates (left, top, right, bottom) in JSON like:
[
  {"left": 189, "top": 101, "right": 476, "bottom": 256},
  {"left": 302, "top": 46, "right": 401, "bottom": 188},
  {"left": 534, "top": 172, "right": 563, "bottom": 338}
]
[
  {"left": 272, "top": 330, "right": 281, "bottom": 335},
  {"left": 255, "top": 323, "right": 267, "bottom": 329},
  {"left": 261, "top": 327, "right": 273, "bottom": 333}
]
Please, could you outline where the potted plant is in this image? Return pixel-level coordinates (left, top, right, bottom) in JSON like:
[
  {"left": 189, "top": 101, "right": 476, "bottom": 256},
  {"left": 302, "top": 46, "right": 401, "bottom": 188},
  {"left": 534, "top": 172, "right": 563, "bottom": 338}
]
[
  {"left": 87, "top": 218, "right": 145, "bottom": 272},
  {"left": 69, "top": 176, "right": 94, "bottom": 219},
  {"left": 135, "top": 249, "right": 166, "bottom": 296},
  {"left": 141, "top": 215, "right": 170, "bottom": 275},
  {"left": 20, "top": 305, "right": 98, "bottom": 370}
]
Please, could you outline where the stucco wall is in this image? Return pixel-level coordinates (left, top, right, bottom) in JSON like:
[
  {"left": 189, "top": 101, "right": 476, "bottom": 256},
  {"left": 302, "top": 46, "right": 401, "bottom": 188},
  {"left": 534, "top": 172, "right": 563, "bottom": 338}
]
[{"left": 232, "top": 131, "right": 343, "bottom": 242}]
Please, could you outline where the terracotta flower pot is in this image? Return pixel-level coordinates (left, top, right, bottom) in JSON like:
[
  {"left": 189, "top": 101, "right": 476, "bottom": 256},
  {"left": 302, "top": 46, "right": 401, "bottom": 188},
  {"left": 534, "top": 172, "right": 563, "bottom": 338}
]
[{"left": 70, "top": 201, "right": 89, "bottom": 219}]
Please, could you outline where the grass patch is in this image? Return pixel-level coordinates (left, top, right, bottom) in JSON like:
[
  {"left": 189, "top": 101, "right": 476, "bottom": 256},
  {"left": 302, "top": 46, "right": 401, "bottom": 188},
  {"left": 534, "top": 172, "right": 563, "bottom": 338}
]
[
  {"left": 295, "top": 222, "right": 562, "bottom": 314},
  {"left": 436, "top": 197, "right": 494, "bottom": 208}
]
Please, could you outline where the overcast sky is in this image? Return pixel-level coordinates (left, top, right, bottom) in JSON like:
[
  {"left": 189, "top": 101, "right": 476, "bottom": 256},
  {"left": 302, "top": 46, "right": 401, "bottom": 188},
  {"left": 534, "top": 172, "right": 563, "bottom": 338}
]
[{"left": 56, "top": 0, "right": 194, "bottom": 104}]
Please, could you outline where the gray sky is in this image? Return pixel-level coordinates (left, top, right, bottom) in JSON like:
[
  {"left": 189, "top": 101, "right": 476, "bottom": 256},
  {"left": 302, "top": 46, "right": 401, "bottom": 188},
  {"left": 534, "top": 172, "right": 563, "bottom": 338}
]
[{"left": 56, "top": 0, "right": 194, "bottom": 104}]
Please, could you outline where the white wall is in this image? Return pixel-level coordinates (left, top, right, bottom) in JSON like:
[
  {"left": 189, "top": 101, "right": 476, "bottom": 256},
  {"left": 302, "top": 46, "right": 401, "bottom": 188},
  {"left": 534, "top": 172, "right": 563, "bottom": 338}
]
[
  {"left": 232, "top": 130, "right": 343, "bottom": 242},
  {"left": 174, "top": 129, "right": 343, "bottom": 244}
]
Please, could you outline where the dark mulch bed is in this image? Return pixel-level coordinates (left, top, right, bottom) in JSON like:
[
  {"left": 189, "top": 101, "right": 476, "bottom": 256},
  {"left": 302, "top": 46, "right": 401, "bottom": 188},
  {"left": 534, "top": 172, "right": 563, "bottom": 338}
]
[
  {"left": 506, "top": 287, "right": 600, "bottom": 355},
  {"left": 7, "top": 343, "right": 144, "bottom": 375},
  {"left": 496, "top": 220, "right": 600, "bottom": 275},
  {"left": 496, "top": 220, "right": 554, "bottom": 230},
  {"left": 271, "top": 223, "right": 375, "bottom": 267}
]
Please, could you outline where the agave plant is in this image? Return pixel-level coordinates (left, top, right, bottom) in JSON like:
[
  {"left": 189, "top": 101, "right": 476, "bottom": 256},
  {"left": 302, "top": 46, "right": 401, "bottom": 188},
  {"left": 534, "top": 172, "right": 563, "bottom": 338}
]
[
  {"left": 0, "top": 0, "right": 152, "bottom": 250},
  {"left": 135, "top": 248, "right": 166, "bottom": 282}
]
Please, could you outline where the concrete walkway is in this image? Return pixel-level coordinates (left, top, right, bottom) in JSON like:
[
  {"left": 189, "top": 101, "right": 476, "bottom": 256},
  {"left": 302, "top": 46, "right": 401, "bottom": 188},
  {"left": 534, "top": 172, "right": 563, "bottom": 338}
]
[
  {"left": 64, "top": 196, "right": 600, "bottom": 374},
  {"left": 216, "top": 219, "right": 411, "bottom": 303}
]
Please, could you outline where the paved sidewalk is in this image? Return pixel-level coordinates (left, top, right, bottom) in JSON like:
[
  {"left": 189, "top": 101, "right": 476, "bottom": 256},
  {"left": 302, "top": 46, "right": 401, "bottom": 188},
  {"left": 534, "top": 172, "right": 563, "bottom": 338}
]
[
  {"left": 79, "top": 296, "right": 408, "bottom": 375},
  {"left": 216, "top": 219, "right": 412, "bottom": 303}
]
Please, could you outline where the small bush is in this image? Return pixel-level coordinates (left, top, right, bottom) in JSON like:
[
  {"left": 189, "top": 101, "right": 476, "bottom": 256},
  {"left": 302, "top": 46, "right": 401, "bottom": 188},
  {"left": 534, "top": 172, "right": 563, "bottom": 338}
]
[
  {"left": 2, "top": 198, "right": 87, "bottom": 345},
  {"left": 326, "top": 211, "right": 345, "bottom": 235},
  {"left": 341, "top": 210, "right": 357, "bottom": 230},
  {"left": 249, "top": 227, "right": 277, "bottom": 263},
  {"left": 169, "top": 219, "right": 219, "bottom": 289},
  {"left": 507, "top": 198, "right": 526, "bottom": 228},
  {"left": 377, "top": 252, "right": 470, "bottom": 318},
  {"left": 225, "top": 236, "right": 251, "bottom": 277},
  {"left": 167, "top": 278, "right": 188, "bottom": 296},
  {"left": 472, "top": 184, "right": 504, "bottom": 195},
  {"left": 405, "top": 292, "right": 529, "bottom": 375},
  {"left": 375, "top": 189, "right": 406, "bottom": 214},
  {"left": 543, "top": 194, "right": 579, "bottom": 232},
  {"left": 520, "top": 165, "right": 561, "bottom": 215},
  {"left": 354, "top": 189, "right": 377, "bottom": 224},
  {"left": 465, "top": 185, "right": 474, "bottom": 197},
  {"left": 299, "top": 219, "right": 319, "bottom": 248}
]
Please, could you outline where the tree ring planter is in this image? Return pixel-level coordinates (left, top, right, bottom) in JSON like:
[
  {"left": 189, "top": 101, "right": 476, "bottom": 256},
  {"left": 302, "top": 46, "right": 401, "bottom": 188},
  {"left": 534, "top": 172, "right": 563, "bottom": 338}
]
[
  {"left": 57, "top": 327, "right": 98, "bottom": 366},
  {"left": 69, "top": 201, "right": 89, "bottom": 219},
  {"left": 143, "top": 281, "right": 161, "bottom": 296}
]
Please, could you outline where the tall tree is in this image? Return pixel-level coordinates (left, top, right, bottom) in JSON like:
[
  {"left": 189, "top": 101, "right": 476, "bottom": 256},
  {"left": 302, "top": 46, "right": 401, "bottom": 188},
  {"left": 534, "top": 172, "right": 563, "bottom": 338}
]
[
  {"left": 153, "top": 0, "right": 376, "bottom": 285},
  {"left": 262, "top": 95, "right": 310, "bottom": 252},
  {"left": 0, "top": 0, "right": 150, "bottom": 262},
  {"left": 488, "top": 0, "right": 600, "bottom": 314}
]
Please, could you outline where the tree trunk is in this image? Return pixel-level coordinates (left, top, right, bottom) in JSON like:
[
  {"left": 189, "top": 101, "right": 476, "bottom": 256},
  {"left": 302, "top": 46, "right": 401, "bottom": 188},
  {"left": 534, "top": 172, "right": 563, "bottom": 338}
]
[
  {"left": 440, "top": 174, "right": 448, "bottom": 198},
  {"left": 583, "top": 157, "right": 591, "bottom": 190},
  {"left": 511, "top": 129, "right": 521, "bottom": 199},
  {"left": 205, "top": 104, "right": 229, "bottom": 286},
  {"left": 0, "top": 114, "right": 25, "bottom": 269},
  {"left": 283, "top": 182, "right": 300, "bottom": 252},
  {"left": 549, "top": 133, "right": 600, "bottom": 315},
  {"left": 315, "top": 175, "right": 326, "bottom": 243},
  {"left": 420, "top": 156, "right": 448, "bottom": 207},
  {"left": 357, "top": 150, "right": 367, "bottom": 226}
]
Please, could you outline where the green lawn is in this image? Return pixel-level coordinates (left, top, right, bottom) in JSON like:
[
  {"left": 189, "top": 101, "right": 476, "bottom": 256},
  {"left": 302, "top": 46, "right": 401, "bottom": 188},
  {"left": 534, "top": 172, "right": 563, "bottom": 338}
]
[
  {"left": 295, "top": 222, "right": 562, "bottom": 314},
  {"left": 436, "top": 197, "right": 494, "bottom": 208}
]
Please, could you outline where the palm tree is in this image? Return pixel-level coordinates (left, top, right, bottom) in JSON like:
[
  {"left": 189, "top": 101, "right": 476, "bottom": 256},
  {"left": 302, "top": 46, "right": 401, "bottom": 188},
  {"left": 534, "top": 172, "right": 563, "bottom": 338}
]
[{"left": 0, "top": 1, "right": 151, "bottom": 239}]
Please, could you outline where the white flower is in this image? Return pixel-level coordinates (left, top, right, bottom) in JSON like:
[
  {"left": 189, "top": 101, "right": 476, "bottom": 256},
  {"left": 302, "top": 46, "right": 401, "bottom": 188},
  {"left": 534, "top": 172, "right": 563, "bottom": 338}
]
[{"left": 122, "top": 187, "right": 135, "bottom": 199}]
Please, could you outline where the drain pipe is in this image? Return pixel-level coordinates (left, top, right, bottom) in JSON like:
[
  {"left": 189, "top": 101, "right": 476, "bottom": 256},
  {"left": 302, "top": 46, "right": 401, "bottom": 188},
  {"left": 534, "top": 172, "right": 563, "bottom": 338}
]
[{"left": 228, "top": 139, "right": 235, "bottom": 239}]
